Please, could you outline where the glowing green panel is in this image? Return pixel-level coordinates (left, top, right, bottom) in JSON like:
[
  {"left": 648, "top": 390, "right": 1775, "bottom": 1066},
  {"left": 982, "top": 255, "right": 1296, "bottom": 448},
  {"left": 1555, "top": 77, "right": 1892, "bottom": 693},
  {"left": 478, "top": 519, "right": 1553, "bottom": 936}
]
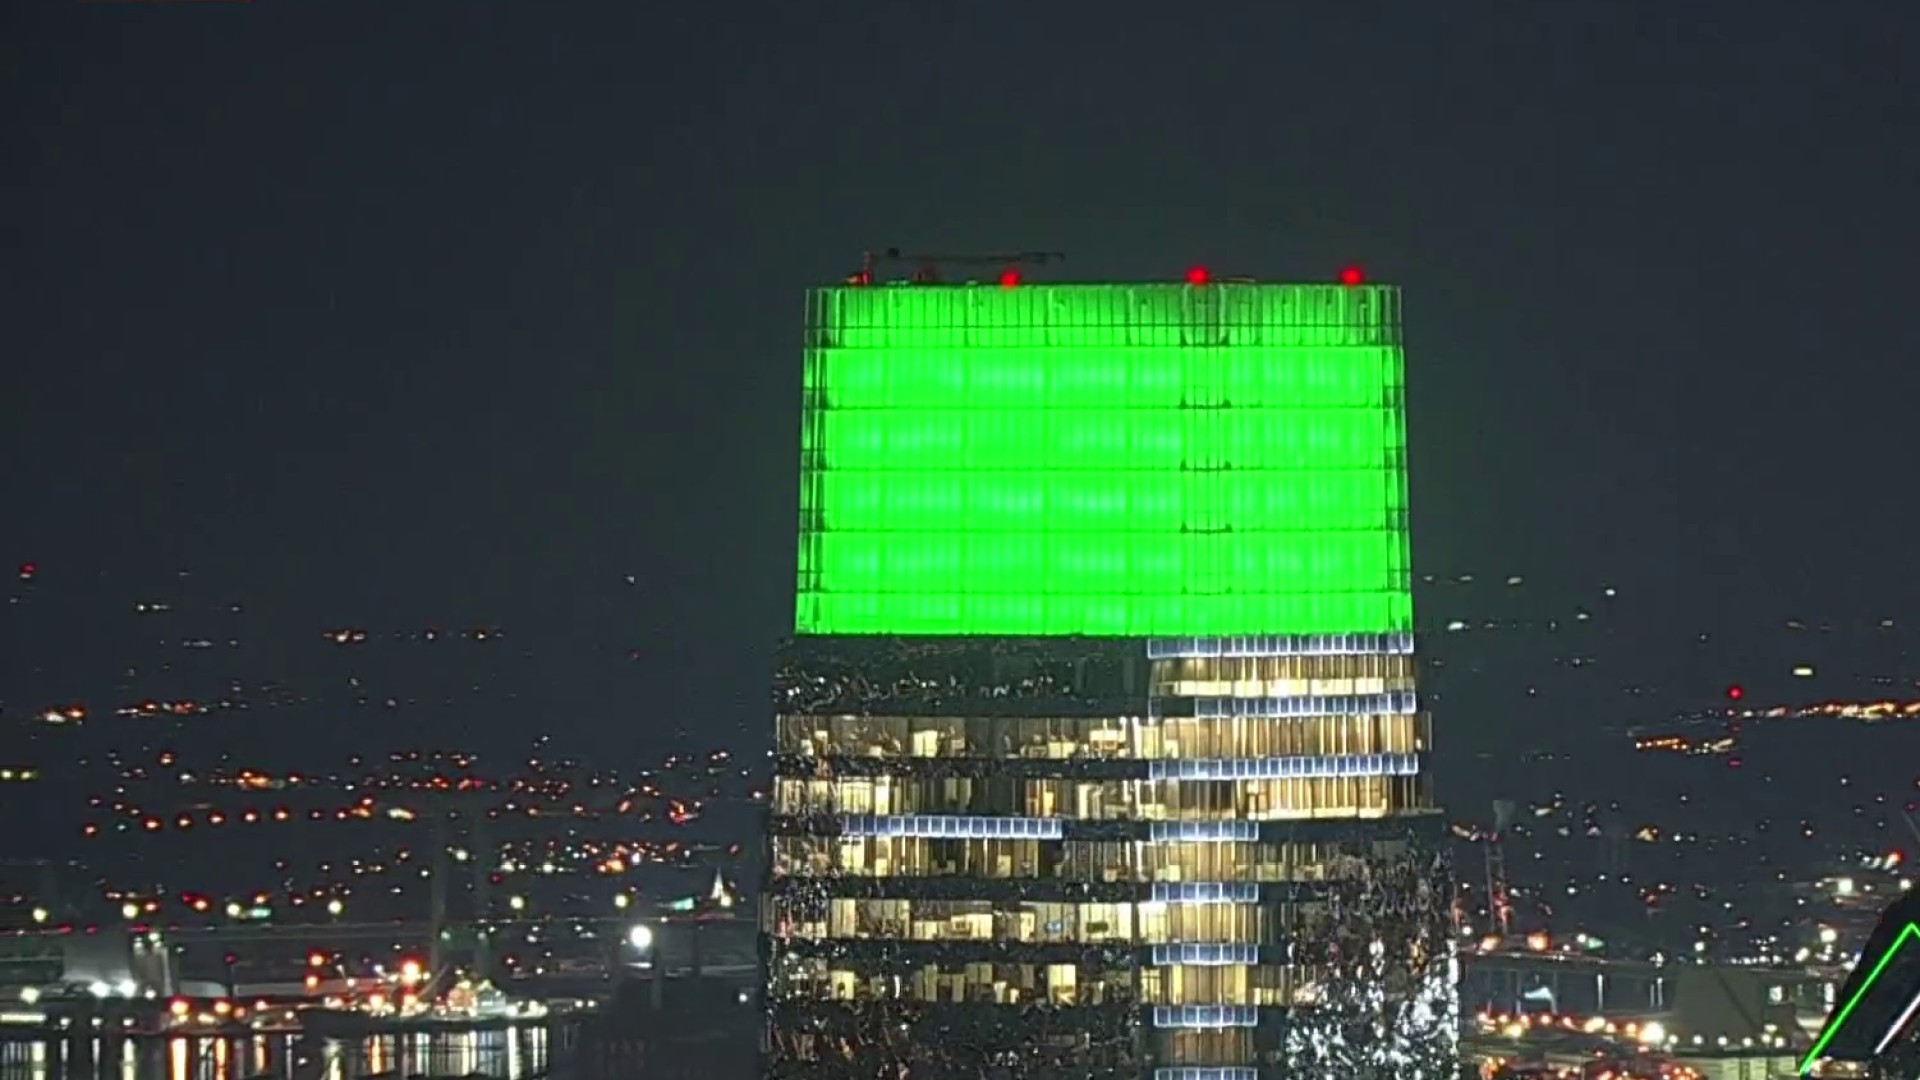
[{"left": 795, "top": 282, "right": 1414, "bottom": 636}]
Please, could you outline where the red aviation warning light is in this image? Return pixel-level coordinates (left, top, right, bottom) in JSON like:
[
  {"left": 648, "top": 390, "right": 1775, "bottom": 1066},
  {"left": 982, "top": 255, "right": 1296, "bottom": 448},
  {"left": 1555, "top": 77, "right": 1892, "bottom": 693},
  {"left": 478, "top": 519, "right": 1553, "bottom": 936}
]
[
  {"left": 1185, "top": 266, "right": 1211, "bottom": 286},
  {"left": 1339, "top": 266, "right": 1366, "bottom": 286},
  {"left": 1726, "top": 685, "right": 1745, "bottom": 702},
  {"left": 999, "top": 269, "right": 1021, "bottom": 288}
]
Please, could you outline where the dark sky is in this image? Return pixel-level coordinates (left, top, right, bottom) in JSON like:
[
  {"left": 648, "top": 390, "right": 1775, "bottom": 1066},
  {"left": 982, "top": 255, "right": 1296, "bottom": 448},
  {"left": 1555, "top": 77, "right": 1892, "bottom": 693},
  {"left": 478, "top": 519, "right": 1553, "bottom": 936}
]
[{"left": 5, "top": 2, "right": 1917, "bottom": 755}]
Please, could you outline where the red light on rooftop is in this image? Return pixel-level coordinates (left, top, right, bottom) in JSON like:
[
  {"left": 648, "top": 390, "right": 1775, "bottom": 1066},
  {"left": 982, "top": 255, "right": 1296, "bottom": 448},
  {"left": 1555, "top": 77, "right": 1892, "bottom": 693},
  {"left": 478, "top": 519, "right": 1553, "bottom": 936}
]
[
  {"left": 999, "top": 269, "right": 1021, "bottom": 288},
  {"left": 1339, "top": 266, "right": 1366, "bottom": 286},
  {"left": 1185, "top": 266, "right": 1210, "bottom": 286},
  {"left": 1726, "top": 685, "right": 1745, "bottom": 701},
  {"left": 18, "top": 563, "right": 35, "bottom": 579}
]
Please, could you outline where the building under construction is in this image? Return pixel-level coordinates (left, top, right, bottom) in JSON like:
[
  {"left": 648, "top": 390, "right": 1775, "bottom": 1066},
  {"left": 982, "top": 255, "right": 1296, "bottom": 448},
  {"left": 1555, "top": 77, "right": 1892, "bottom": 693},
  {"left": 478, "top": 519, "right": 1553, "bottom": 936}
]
[{"left": 764, "top": 253, "right": 1457, "bottom": 1080}]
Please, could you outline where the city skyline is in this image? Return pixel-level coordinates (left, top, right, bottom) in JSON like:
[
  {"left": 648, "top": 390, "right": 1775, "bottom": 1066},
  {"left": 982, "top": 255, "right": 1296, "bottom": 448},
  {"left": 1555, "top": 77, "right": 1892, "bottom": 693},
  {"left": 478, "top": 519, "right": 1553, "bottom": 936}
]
[
  {"left": 9, "top": 5, "right": 1920, "bottom": 774},
  {"left": 8, "top": 3, "right": 1920, "bottom": 1077}
]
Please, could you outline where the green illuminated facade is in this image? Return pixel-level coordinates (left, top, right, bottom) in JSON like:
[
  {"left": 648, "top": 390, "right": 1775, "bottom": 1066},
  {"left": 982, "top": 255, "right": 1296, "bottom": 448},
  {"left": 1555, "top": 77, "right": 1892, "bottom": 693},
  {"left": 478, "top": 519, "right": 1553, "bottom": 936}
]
[
  {"left": 796, "top": 283, "right": 1412, "bottom": 637},
  {"left": 766, "top": 277, "right": 1454, "bottom": 1080}
]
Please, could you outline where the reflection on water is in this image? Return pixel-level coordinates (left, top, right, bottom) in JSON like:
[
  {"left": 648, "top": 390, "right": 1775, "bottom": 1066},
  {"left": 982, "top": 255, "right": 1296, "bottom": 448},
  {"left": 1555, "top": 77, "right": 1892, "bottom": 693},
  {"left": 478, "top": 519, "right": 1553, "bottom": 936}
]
[{"left": 0, "top": 1025, "right": 552, "bottom": 1079}]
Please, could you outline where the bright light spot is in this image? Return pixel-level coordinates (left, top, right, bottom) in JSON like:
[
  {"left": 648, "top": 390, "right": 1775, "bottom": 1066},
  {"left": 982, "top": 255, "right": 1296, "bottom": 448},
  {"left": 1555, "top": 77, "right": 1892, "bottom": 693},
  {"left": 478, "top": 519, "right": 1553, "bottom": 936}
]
[
  {"left": 121, "top": 903, "right": 140, "bottom": 920},
  {"left": 627, "top": 925, "right": 654, "bottom": 951},
  {"left": 1836, "top": 877, "right": 1856, "bottom": 896},
  {"left": 1638, "top": 1021, "right": 1667, "bottom": 1046},
  {"left": 1820, "top": 926, "right": 1839, "bottom": 944},
  {"left": 326, "top": 899, "right": 343, "bottom": 916},
  {"left": 87, "top": 982, "right": 110, "bottom": 999},
  {"left": 30, "top": 908, "right": 46, "bottom": 924}
]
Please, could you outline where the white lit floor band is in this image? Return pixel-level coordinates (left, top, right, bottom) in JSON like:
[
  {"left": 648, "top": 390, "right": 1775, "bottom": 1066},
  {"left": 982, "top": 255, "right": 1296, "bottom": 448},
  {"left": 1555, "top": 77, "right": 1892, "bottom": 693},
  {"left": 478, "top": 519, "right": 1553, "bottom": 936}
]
[
  {"left": 838, "top": 814, "right": 1063, "bottom": 840},
  {"left": 1148, "top": 752, "right": 1419, "bottom": 781},
  {"left": 1150, "top": 943, "right": 1259, "bottom": 966},
  {"left": 1149, "top": 821, "right": 1259, "bottom": 843},
  {"left": 1152, "top": 1005, "right": 1260, "bottom": 1029},
  {"left": 1153, "top": 1068, "right": 1259, "bottom": 1080},
  {"left": 839, "top": 816, "right": 1387, "bottom": 842},
  {"left": 1148, "top": 633, "right": 1415, "bottom": 659},
  {"left": 1182, "top": 690, "right": 1418, "bottom": 718},
  {"left": 1151, "top": 882, "right": 1260, "bottom": 904}
]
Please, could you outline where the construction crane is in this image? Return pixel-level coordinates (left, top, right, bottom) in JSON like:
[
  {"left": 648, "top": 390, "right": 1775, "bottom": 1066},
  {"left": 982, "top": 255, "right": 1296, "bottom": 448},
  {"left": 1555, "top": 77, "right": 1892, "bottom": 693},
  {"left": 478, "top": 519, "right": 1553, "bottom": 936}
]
[{"left": 849, "top": 247, "right": 1066, "bottom": 285}]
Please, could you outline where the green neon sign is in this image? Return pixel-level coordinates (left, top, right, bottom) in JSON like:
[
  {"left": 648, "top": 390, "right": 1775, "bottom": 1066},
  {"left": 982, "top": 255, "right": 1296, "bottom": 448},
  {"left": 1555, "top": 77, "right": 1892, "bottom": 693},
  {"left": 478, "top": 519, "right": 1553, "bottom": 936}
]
[
  {"left": 1802, "top": 921, "right": 1920, "bottom": 1074},
  {"left": 794, "top": 282, "right": 1415, "bottom": 636}
]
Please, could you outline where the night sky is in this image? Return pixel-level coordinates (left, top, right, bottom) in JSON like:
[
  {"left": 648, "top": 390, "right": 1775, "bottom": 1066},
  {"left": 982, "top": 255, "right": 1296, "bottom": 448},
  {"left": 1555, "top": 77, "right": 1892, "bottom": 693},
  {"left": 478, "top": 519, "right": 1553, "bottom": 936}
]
[{"left": 5, "top": 2, "right": 1917, "bottom": 763}]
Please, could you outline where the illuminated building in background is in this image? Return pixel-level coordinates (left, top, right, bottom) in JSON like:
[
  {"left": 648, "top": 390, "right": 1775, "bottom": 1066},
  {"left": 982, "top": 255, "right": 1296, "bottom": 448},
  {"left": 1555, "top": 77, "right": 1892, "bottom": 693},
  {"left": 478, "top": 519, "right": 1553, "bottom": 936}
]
[{"left": 765, "top": 272, "right": 1456, "bottom": 1080}]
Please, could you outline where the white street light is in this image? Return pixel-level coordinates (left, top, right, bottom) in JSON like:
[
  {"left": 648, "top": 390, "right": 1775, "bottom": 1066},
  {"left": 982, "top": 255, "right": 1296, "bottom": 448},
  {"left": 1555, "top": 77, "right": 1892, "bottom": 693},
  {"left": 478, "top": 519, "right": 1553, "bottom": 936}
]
[{"left": 627, "top": 925, "right": 654, "bottom": 952}]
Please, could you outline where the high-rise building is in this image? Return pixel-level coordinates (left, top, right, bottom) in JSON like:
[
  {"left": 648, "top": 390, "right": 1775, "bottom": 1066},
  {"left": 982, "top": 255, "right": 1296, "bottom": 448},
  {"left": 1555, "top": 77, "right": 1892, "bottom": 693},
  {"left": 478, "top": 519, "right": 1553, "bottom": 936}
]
[{"left": 765, "top": 273, "right": 1457, "bottom": 1080}]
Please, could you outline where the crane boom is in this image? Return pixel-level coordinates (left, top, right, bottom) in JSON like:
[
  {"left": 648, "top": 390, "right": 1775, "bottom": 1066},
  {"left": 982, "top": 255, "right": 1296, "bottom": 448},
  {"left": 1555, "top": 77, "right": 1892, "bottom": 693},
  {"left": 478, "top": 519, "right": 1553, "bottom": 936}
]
[{"left": 853, "top": 247, "right": 1066, "bottom": 284}]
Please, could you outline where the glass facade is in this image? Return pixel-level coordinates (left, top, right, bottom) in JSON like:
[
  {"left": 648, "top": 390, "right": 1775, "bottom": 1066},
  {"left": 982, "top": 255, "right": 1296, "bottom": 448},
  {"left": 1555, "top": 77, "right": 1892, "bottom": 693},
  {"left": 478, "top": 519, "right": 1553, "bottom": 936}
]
[
  {"left": 796, "top": 283, "right": 1412, "bottom": 637},
  {"left": 767, "top": 280, "right": 1455, "bottom": 1080}
]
